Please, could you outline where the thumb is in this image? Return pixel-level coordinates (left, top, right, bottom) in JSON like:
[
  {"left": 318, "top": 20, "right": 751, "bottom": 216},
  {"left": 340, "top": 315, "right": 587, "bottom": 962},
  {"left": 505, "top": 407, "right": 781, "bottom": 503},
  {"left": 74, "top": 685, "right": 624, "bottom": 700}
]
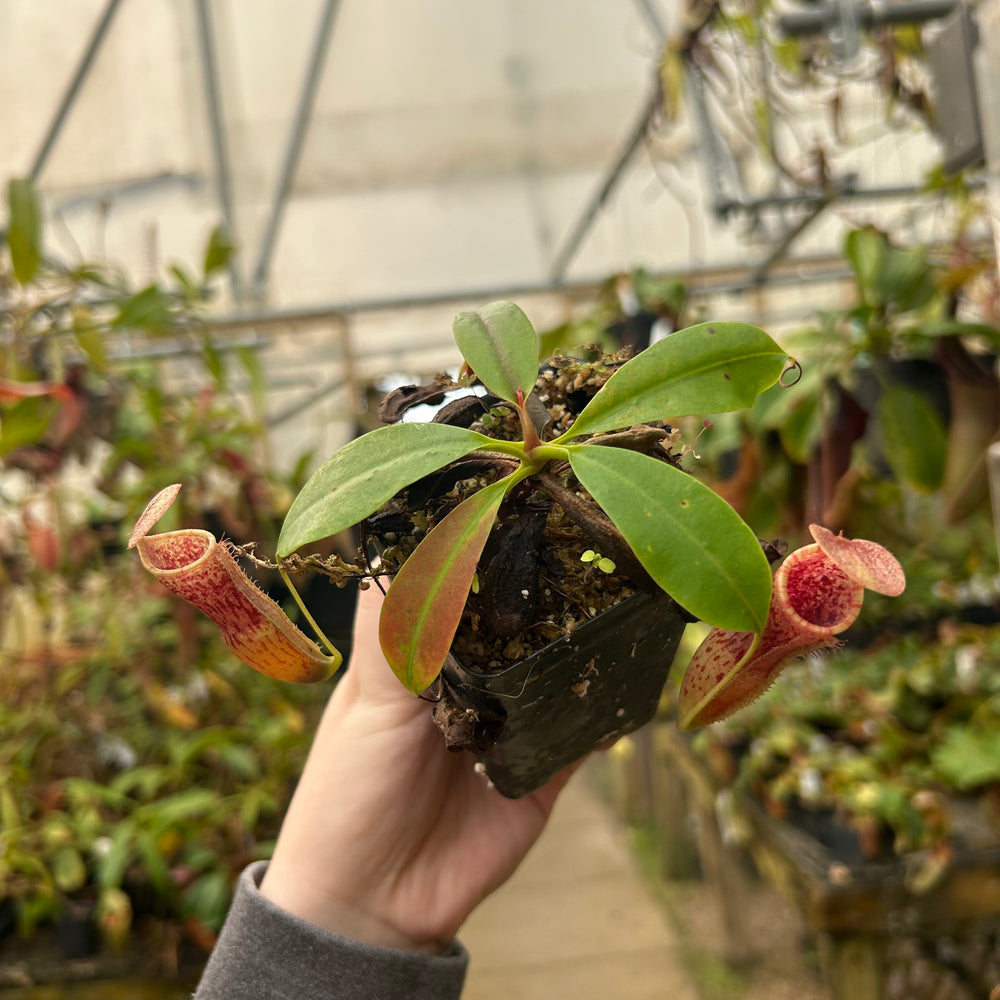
[{"left": 349, "top": 583, "right": 424, "bottom": 707}]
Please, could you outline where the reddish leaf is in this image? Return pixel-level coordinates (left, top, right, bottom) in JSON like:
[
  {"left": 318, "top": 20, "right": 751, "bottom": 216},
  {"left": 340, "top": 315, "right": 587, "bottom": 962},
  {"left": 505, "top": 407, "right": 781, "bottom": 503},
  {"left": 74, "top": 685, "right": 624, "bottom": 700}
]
[
  {"left": 0, "top": 377, "right": 70, "bottom": 402},
  {"left": 379, "top": 477, "right": 510, "bottom": 693}
]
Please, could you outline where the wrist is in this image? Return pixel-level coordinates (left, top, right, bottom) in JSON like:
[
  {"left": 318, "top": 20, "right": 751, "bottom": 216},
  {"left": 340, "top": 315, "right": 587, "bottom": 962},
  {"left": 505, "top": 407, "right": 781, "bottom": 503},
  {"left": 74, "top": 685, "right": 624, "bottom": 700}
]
[{"left": 259, "top": 861, "right": 448, "bottom": 955}]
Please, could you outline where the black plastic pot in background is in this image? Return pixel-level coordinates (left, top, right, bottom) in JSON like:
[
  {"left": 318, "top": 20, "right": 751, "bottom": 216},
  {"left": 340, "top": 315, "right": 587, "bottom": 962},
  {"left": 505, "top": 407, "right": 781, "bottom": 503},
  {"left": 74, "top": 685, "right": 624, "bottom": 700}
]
[
  {"left": 56, "top": 899, "right": 100, "bottom": 959},
  {"left": 434, "top": 588, "right": 689, "bottom": 798}
]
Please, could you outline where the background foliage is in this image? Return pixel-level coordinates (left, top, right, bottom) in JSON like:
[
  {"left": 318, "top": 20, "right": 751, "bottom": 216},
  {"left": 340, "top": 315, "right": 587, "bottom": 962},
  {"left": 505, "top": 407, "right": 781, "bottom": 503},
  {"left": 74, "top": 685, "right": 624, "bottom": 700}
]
[{"left": 1, "top": 179, "right": 328, "bottom": 958}]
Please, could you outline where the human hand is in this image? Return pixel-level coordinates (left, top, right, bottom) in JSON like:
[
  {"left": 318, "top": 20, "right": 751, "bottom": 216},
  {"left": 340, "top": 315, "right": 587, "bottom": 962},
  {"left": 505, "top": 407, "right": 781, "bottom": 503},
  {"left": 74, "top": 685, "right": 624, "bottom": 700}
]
[{"left": 259, "top": 583, "right": 578, "bottom": 953}]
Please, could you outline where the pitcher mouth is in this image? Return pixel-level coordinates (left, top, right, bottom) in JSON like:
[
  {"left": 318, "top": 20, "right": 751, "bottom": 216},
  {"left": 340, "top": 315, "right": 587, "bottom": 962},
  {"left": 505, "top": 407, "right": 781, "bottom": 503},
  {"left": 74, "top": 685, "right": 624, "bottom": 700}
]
[{"left": 776, "top": 543, "right": 863, "bottom": 636}]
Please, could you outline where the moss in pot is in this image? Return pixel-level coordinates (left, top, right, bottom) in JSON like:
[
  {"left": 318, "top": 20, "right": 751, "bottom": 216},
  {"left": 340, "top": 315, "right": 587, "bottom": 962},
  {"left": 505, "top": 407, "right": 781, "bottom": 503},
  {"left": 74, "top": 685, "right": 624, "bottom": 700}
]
[{"left": 128, "top": 301, "right": 832, "bottom": 797}]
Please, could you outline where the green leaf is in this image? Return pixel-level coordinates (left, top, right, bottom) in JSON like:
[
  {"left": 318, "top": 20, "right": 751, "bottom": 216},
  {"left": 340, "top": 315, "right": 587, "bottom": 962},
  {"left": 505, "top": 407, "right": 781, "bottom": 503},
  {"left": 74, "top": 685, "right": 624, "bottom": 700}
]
[
  {"left": 183, "top": 870, "right": 231, "bottom": 931},
  {"left": 845, "top": 228, "right": 887, "bottom": 305},
  {"left": 879, "top": 246, "right": 935, "bottom": 313},
  {"left": 778, "top": 390, "right": 822, "bottom": 465},
  {"left": 632, "top": 272, "right": 687, "bottom": 315},
  {"left": 452, "top": 301, "right": 539, "bottom": 403},
  {"left": 238, "top": 347, "right": 267, "bottom": 416},
  {"left": 72, "top": 311, "right": 108, "bottom": 370},
  {"left": 170, "top": 263, "right": 200, "bottom": 296},
  {"left": 750, "top": 363, "right": 822, "bottom": 432},
  {"left": 203, "top": 225, "right": 236, "bottom": 279},
  {"left": 51, "top": 846, "right": 87, "bottom": 893},
  {"left": 201, "top": 337, "right": 226, "bottom": 388},
  {"left": 111, "top": 764, "right": 172, "bottom": 800},
  {"left": 70, "top": 263, "right": 122, "bottom": 291},
  {"left": 379, "top": 476, "right": 511, "bottom": 693},
  {"left": 845, "top": 228, "right": 935, "bottom": 312},
  {"left": 538, "top": 317, "right": 610, "bottom": 360},
  {"left": 277, "top": 423, "right": 494, "bottom": 556},
  {"left": 98, "top": 820, "right": 135, "bottom": 888},
  {"left": 557, "top": 322, "right": 789, "bottom": 443},
  {"left": 932, "top": 727, "right": 1000, "bottom": 789},
  {"left": 568, "top": 446, "right": 772, "bottom": 632},
  {"left": 113, "top": 285, "right": 174, "bottom": 331},
  {"left": 7, "top": 178, "right": 42, "bottom": 284},
  {"left": 136, "top": 788, "right": 218, "bottom": 829},
  {"left": 877, "top": 382, "right": 947, "bottom": 491},
  {"left": 0, "top": 395, "right": 58, "bottom": 456},
  {"left": 135, "top": 830, "right": 172, "bottom": 895},
  {"left": 911, "top": 318, "right": 1000, "bottom": 345},
  {"left": 216, "top": 743, "right": 260, "bottom": 779}
]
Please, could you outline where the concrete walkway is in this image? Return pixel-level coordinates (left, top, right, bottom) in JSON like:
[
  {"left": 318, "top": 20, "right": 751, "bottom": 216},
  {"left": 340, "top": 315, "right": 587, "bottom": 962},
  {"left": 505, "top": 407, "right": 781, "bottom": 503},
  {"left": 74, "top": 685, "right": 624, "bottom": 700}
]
[{"left": 459, "top": 768, "right": 699, "bottom": 1000}]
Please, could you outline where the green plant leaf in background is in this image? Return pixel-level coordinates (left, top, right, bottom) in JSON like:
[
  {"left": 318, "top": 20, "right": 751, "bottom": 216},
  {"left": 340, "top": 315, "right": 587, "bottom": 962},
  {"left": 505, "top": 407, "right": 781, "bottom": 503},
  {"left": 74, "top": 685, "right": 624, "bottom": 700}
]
[
  {"left": 912, "top": 318, "right": 1000, "bottom": 348},
  {"left": 568, "top": 445, "right": 772, "bottom": 632},
  {"left": 777, "top": 391, "right": 823, "bottom": 466},
  {"left": 452, "top": 300, "right": 540, "bottom": 403},
  {"left": 201, "top": 336, "right": 227, "bottom": 389},
  {"left": 277, "top": 423, "right": 495, "bottom": 556},
  {"left": 632, "top": 270, "right": 687, "bottom": 316},
  {"left": 182, "top": 870, "right": 231, "bottom": 931},
  {"left": 113, "top": 284, "right": 174, "bottom": 332},
  {"left": 538, "top": 317, "right": 611, "bottom": 359},
  {"left": 51, "top": 846, "right": 87, "bottom": 893},
  {"left": 72, "top": 306, "right": 108, "bottom": 371},
  {"left": 845, "top": 227, "right": 935, "bottom": 313},
  {"left": 7, "top": 178, "right": 42, "bottom": 284},
  {"left": 170, "top": 263, "right": 201, "bottom": 300},
  {"left": 845, "top": 227, "right": 887, "bottom": 305},
  {"left": 379, "top": 475, "right": 512, "bottom": 692},
  {"left": 879, "top": 246, "right": 936, "bottom": 313},
  {"left": 98, "top": 820, "right": 135, "bottom": 888},
  {"left": 203, "top": 224, "right": 237, "bottom": 279},
  {"left": 932, "top": 726, "right": 1000, "bottom": 789},
  {"left": 238, "top": 346, "right": 268, "bottom": 420},
  {"left": 558, "top": 322, "right": 789, "bottom": 442},
  {"left": 750, "top": 364, "right": 824, "bottom": 464},
  {"left": 0, "top": 395, "right": 58, "bottom": 456},
  {"left": 877, "top": 381, "right": 947, "bottom": 491},
  {"left": 135, "top": 830, "right": 172, "bottom": 895}
]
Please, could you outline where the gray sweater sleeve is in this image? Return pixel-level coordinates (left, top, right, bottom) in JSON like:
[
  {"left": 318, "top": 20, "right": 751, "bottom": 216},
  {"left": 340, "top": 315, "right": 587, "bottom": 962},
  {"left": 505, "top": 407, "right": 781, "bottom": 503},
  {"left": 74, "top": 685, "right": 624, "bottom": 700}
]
[{"left": 194, "top": 861, "right": 469, "bottom": 1000}]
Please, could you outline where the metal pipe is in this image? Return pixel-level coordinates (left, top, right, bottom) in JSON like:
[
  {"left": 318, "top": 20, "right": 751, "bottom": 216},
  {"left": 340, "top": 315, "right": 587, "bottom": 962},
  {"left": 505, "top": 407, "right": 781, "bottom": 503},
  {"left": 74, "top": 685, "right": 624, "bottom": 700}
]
[
  {"left": 717, "top": 176, "right": 986, "bottom": 216},
  {"left": 747, "top": 196, "right": 833, "bottom": 284},
  {"left": 267, "top": 374, "right": 348, "bottom": 428},
  {"left": 192, "top": 257, "right": 861, "bottom": 332},
  {"left": 107, "top": 331, "right": 270, "bottom": 362},
  {"left": 194, "top": 0, "right": 242, "bottom": 299},
  {"left": 779, "top": 0, "right": 957, "bottom": 37},
  {"left": 51, "top": 170, "right": 204, "bottom": 213},
  {"left": 250, "top": 0, "right": 343, "bottom": 298},
  {"left": 28, "top": 0, "right": 126, "bottom": 183},
  {"left": 549, "top": 89, "right": 660, "bottom": 283}
]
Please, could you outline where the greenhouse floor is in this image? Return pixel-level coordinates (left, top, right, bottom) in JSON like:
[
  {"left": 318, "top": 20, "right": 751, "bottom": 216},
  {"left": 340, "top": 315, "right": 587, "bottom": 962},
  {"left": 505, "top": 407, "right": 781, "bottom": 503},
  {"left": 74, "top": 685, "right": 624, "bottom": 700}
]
[{"left": 460, "top": 766, "right": 699, "bottom": 1000}]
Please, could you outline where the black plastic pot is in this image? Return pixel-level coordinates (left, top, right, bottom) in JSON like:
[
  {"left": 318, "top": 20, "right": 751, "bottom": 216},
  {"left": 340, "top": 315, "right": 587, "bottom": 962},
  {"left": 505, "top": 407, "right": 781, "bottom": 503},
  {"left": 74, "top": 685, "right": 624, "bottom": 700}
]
[
  {"left": 57, "top": 899, "right": 99, "bottom": 959},
  {"left": 434, "top": 588, "right": 688, "bottom": 798}
]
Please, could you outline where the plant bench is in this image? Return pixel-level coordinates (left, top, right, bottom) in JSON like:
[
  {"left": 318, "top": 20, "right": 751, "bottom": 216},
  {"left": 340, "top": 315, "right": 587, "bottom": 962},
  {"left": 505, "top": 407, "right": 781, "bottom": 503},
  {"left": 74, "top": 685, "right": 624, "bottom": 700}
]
[{"left": 656, "top": 724, "right": 1000, "bottom": 1000}]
